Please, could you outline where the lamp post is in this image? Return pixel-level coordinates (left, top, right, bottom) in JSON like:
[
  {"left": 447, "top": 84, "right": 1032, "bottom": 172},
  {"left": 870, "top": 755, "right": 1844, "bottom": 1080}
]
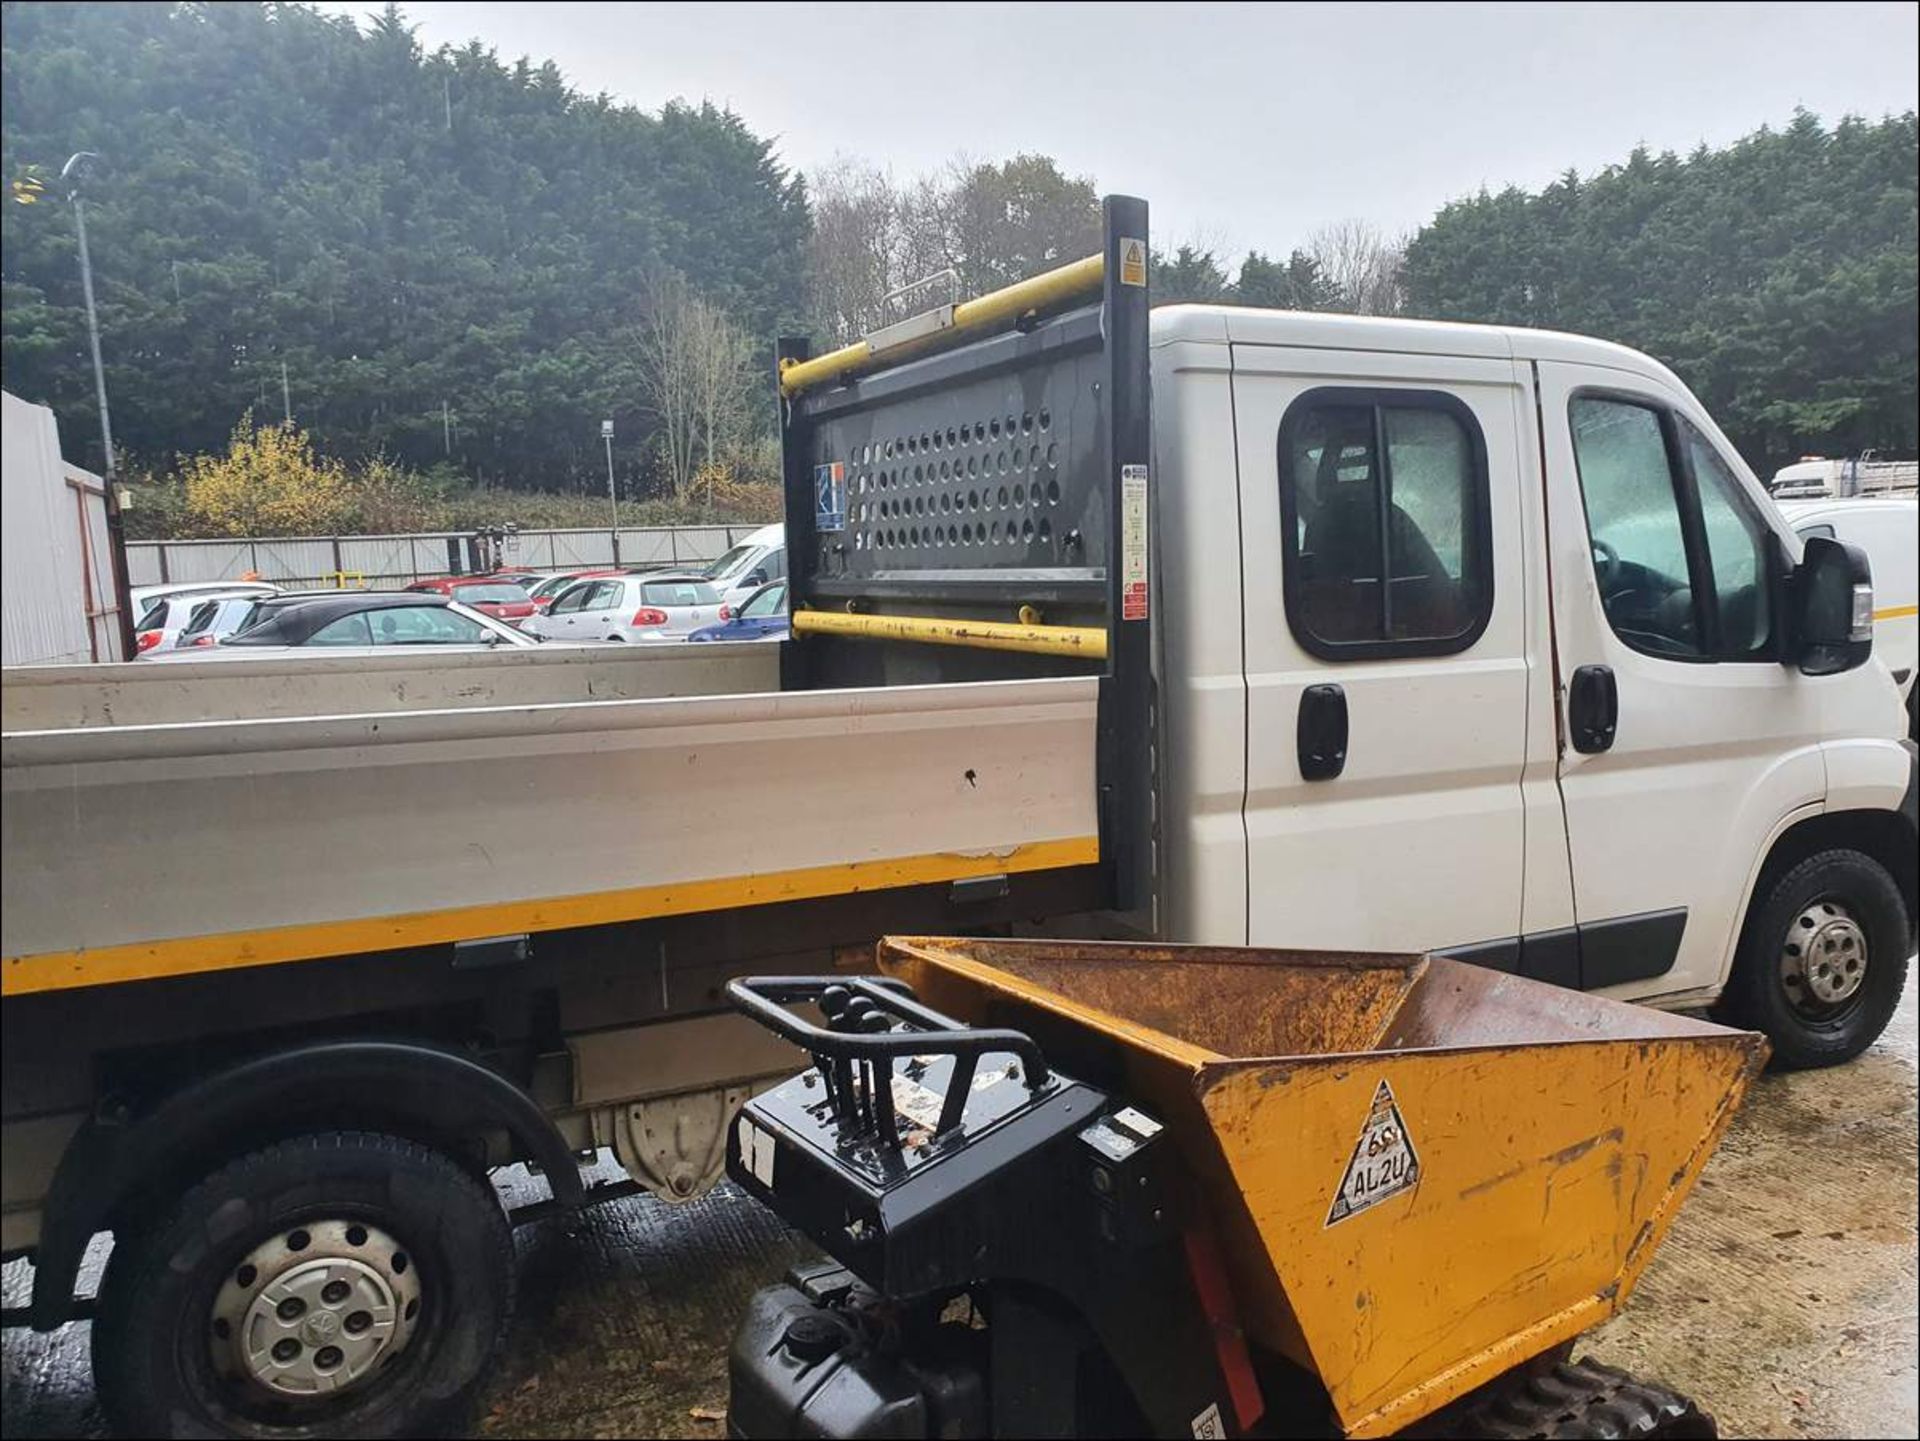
[
  {"left": 57, "top": 151, "right": 136, "bottom": 659},
  {"left": 602, "top": 418, "right": 620, "bottom": 564},
  {"left": 61, "top": 152, "right": 115, "bottom": 479}
]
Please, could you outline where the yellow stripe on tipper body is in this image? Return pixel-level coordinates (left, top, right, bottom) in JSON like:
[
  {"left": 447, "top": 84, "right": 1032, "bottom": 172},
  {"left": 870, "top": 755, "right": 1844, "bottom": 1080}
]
[
  {"left": 1872, "top": 603, "right": 1918, "bottom": 621},
  {"left": 1, "top": 837, "right": 1099, "bottom": 998}
]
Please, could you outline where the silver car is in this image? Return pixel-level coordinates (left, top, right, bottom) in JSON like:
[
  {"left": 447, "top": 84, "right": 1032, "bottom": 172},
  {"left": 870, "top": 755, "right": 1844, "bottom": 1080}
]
[
  {"left": 521, "top": 573, "right": 726, "bottom": 643},
  {"left": 134, "top": 588, "right": 277, "bottom": 657}
]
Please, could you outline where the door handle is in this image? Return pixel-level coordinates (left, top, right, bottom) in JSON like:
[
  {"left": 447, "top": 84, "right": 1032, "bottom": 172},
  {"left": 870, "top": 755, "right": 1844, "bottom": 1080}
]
[
  {"left": 1569, "top": 664, "right": 1618, "bottom": 753},
  {"left": 1297, "top": 683, "right": 1348, "bottom": 781}
]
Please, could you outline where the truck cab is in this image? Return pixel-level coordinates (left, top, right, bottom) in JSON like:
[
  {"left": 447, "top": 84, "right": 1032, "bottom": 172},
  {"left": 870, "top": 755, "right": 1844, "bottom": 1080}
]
[{"left": 1153, "top": 305, "right": 1916, "bottom": 1067}]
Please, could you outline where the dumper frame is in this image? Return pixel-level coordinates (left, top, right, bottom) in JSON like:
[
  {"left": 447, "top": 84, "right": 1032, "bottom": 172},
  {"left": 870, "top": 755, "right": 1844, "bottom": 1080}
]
[{"left": 722, "top": 936, "right": 1765, "bottom": 1439}]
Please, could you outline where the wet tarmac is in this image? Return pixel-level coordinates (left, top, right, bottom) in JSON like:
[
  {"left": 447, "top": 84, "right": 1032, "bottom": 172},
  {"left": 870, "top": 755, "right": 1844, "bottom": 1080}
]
[{"left": 4, "top": 970, "right": 1914, "bottom": 1439}]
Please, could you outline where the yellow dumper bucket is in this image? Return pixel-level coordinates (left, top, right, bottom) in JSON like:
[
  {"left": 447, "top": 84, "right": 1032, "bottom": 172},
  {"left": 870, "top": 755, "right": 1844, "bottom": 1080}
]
[{"left": 876, "top": 937, "right": 1766, "bottom": 1439}]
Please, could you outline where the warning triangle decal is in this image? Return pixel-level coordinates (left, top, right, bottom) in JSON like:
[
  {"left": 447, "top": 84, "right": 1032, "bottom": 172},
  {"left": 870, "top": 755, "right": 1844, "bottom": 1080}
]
[{"left": 1325, "top": 1079, "right": 1421, "bottom": 1226}]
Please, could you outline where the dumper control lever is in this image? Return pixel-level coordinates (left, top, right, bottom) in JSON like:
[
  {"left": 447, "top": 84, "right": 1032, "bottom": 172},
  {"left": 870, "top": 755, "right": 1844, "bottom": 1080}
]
[{"left": 728, "top": 975, "right": 1050, "bottom": 1141}]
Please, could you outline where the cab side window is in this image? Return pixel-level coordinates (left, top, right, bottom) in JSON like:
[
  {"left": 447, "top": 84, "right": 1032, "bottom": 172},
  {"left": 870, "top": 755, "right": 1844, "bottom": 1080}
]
[
  {"left": 1684, "top": 421, "right": 1774, "bottom": 658},
  {"left": 1568, "top": 396, "right": 1777, "bottom": 662},
  {"left": 1568, "top": 398, "right": 1701, "bottom": 658},
  {"left": 1278, "top": 388, "right": 1492, "bottom": 658}
]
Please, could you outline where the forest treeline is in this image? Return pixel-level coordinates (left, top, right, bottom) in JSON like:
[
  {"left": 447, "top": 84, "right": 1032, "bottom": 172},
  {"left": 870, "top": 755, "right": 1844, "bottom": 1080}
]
[{"left": 2, "top": 1, "right": 1913, "bottom": 536}]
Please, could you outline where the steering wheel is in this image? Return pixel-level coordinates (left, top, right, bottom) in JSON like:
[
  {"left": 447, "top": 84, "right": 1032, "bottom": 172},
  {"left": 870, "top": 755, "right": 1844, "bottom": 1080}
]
[{"left": 1590, "top": 538, "right": 1620, "bottom": 590}]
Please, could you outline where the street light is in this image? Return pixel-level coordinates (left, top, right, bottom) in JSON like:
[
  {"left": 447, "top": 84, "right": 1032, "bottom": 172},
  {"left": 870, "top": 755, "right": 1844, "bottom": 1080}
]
[
  {"left": 50, "top": 150, "right": 136, "bottom": 658},
  {"left": 601, "top": 418, "right": 620, "bottom": 563},
  {"left": 60, "top": 151, "right": 114, "bottom": 480}
]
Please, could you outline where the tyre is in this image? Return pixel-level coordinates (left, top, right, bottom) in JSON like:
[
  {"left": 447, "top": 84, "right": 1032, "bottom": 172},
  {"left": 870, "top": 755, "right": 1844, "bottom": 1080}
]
[
  {"left": 1714, "top": 848, "right": 1911, "bottom": 1070},
  {"left": 92, "top": 1130, "right": 513, "bottom": 1439}
]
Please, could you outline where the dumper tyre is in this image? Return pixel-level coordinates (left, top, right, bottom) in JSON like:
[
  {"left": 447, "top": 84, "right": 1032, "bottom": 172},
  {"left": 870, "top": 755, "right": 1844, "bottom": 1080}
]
[
  {"left": 1715, "top": 847, "right": 1910, "bottom": 1070},
  {"left": 91, "top": 1129, "right": 514, "bottom": 1439}
]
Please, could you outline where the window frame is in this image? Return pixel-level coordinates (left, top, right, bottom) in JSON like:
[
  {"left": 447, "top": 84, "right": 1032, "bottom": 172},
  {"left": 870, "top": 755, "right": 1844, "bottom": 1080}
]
[
  {"left": 1566, "top": 387, "right": 1785, "bottom": 665},
  {"left": 1277, "top": 385, "right": 1495, "bottom": 662}
]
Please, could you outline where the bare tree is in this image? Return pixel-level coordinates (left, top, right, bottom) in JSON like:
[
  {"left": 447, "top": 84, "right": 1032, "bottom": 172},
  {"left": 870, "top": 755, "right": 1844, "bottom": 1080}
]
[
  {"left": 1307, "top": 219, "right": 1410, "bottom": 316},
  {"left": 805, "top": 152, "right": 1103, "bottom": 340},
  {"left": 637, "top": 271, "right": 756, "bottom": 501},
  {"left": 807, "top": 158, "right": 905, "bottom": 344}
]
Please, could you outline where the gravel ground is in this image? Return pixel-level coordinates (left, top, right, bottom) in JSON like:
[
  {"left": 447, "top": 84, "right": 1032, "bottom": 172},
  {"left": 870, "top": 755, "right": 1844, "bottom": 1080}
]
[{"left": 5, "top": 969, "right": 1914, "bottom": 1439}]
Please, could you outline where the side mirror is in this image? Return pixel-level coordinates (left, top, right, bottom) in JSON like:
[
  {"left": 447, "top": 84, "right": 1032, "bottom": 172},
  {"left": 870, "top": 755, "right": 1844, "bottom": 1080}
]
[{"left": 1790, "top": 535, "right": 1874, "bottom": 676}]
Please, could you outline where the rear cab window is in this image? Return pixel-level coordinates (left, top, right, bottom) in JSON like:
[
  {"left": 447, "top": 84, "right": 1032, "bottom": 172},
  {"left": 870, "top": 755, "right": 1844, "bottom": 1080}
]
[{"left": 1277, "top": 387, "right": 1493, "bottom": 658}]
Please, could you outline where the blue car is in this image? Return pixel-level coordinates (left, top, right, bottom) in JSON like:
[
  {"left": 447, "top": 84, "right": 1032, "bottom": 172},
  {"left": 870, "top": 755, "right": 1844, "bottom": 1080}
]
[{"left": 687, "top": 579, "right": 788, "bottom": 643}]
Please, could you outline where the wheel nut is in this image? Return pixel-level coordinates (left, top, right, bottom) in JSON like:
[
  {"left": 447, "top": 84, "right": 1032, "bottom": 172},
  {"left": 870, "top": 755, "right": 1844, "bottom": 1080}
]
[
  {"left": 276, "top": 1297, "right": 306, "bottom": 1321},
  {"left": 321, "top": 1280, "right": 351, "bottom": 1305},
  {"left": 314, "top": 1345, "right": 344, "bottom": 1369},
  {"left": 271, "top": 1338, "right": 301, "bottom": 1363},
  {"left": 345, "top": 1310, "right": 373, "bottom": 1335}
]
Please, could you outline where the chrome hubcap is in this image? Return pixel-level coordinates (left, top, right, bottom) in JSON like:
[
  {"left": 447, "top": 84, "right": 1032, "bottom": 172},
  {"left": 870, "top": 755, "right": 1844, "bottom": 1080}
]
[
  {"left": 210, "top": 1219, "right": 421, "bottom": 1401},
  {"left": 1780, "top": 900, "right": 1869, "bottom": 1011}
]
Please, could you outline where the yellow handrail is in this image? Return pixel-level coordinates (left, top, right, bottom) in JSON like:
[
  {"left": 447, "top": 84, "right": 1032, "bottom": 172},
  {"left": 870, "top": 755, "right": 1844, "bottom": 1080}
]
[
  {"left": 791, "top": 608, "right": 1107, "bottom": 660},
  {"left": 779, "top": 253, "right": 1105, "bottom": 398}
]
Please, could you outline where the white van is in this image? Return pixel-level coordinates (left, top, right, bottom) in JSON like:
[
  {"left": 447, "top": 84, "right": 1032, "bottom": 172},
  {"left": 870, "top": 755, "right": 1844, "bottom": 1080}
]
[
  {"left": 1778, "top": 494, "right": 1919, "bottom": 738},
  {"left": 701, "top": 522, "right": 785, "bottom": 608}
]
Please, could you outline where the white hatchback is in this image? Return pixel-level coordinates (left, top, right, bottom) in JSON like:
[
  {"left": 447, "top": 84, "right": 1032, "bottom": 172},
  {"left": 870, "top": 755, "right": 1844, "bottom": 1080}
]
[{"left": 521, "top": 573, "right": 727, "bottom": 643}]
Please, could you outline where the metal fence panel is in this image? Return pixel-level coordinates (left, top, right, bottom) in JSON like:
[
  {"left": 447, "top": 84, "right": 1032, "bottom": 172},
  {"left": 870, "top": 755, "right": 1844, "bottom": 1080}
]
[
  {"left": 253, "top": 538, "right": 337, "bottom": 583},
  {"left": 159, "top": 541, "right": 255, "bottom": 584},
  {"left": 547, "top": 530, "right": 617, "bottom": 569},
  {"left": 126, "top": 545, "right": 164, "bottom": 587},
  {"left": 125, "top": 522, "right": 774, "bottom": 591}
]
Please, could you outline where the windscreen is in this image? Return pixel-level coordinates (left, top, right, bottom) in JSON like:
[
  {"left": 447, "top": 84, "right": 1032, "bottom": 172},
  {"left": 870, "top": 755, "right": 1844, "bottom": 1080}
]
[
  {"left": 642, "top": 580, "right": 720, "bottom": 607},
  {"left": 452, "top": 583, "right": 528, "bottom": 605},
  {"left": 702, "top": 544, "right": 754, "bottom": 581}
]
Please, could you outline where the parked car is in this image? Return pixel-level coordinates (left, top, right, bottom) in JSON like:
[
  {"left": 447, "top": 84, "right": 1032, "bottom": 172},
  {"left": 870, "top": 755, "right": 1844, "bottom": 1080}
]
[
  {"left": 130, "top": 578, "right": 279, "bottom": 627},
  {"left": 148, "top": 592, "right": 537, "bottom": 659},
  {"left": 700, "top": 522, "right": 785, "bottom": 608},
  {"left": 521, "top": 573, "right": 726, "bottom": 643},
  {"left": 525, "top": 567, "right": 627, "bottom": 610},
  {"left": 159, "top": 592, "right": 276, "bottom": 654},
  {"left": 132, "top": 588, "right": 276, "bottom": 656},
  {"left": 688, "top": 579, "right": 788, "bottom": 643},
  {"left": 1778, "top": 494, "right": 1919, "bottom": 737},
  {"left": 403, "top": 576, "right": 539, "bottom": 624}
]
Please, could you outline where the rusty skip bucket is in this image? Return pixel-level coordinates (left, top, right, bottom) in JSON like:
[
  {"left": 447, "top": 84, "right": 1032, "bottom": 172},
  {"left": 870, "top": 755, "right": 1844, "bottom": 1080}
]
[{"left": 874, "top": 936, "right": 1768, "bottom": 1438}]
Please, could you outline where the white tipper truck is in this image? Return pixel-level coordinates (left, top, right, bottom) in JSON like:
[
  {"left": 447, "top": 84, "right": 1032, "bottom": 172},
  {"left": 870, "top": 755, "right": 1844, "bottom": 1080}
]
[{"left": 3, "top": 196, "right": 1913, "bottom": 1438}]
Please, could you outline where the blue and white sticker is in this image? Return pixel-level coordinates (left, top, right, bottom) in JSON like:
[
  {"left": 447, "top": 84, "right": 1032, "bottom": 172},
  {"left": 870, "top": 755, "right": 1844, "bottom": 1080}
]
[{"left": 815, "top": 461, "right": 847, "bottom": 533}]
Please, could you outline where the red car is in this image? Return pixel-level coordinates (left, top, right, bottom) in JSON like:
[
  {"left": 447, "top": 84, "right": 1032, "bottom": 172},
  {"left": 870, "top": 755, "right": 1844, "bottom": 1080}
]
[{"left": 403, "top": 575, "right": 539, "bottom": 625}]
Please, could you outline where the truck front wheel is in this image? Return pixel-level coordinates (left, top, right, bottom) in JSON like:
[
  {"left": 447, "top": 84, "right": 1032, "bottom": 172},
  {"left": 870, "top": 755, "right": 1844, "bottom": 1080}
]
[
  {"left": 1715, "top": 848, "right": 1911, "bottom": 1070},
  {"left": 92, "top": 1130, "right": 513, "bottom": 1438}
]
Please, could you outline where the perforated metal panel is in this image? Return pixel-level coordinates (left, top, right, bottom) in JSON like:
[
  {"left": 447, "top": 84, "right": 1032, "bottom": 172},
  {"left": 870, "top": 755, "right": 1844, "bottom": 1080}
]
[{"left": 803, "top": 335, "right": 1107, "bottom": 597}]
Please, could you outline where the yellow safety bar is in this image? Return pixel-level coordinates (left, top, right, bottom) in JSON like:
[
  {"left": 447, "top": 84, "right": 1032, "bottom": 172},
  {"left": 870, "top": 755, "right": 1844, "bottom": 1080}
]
[
  {"left": 779, "top": 253, "right": 1106, "bottom": 398},
  {"left": 792, "top": 608, "right": 1108, "bottom": 660}
]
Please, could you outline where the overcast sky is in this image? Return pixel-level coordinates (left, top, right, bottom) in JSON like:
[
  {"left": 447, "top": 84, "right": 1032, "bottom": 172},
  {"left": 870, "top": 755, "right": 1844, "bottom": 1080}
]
[{"left": 321, "top": 0, "right": 1918, "bottom": 259}]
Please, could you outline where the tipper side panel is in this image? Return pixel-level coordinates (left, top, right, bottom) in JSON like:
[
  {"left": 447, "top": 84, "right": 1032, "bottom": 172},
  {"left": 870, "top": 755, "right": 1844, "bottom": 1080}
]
[{"left": 1196, "top": 1033, "right": 1765, "bottom": 1437}]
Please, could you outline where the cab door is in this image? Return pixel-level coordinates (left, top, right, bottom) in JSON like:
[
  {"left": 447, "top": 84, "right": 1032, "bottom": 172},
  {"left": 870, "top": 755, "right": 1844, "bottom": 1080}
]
[
  {"left": 1534, "top": 361, "right": 1826, "bottom": 998},
  {"left": 1231, "top": 344, "right": 1533, "bottom": 956}
]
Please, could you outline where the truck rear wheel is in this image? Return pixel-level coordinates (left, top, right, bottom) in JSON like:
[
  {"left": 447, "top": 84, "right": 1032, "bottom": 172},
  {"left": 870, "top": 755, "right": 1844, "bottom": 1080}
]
[
  {"left": 1715, "top": 848, "right": 1911, "bottom": 1070},
  {"left": 91, "top": 1130, "right": 513, "bottom": 1439}
]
